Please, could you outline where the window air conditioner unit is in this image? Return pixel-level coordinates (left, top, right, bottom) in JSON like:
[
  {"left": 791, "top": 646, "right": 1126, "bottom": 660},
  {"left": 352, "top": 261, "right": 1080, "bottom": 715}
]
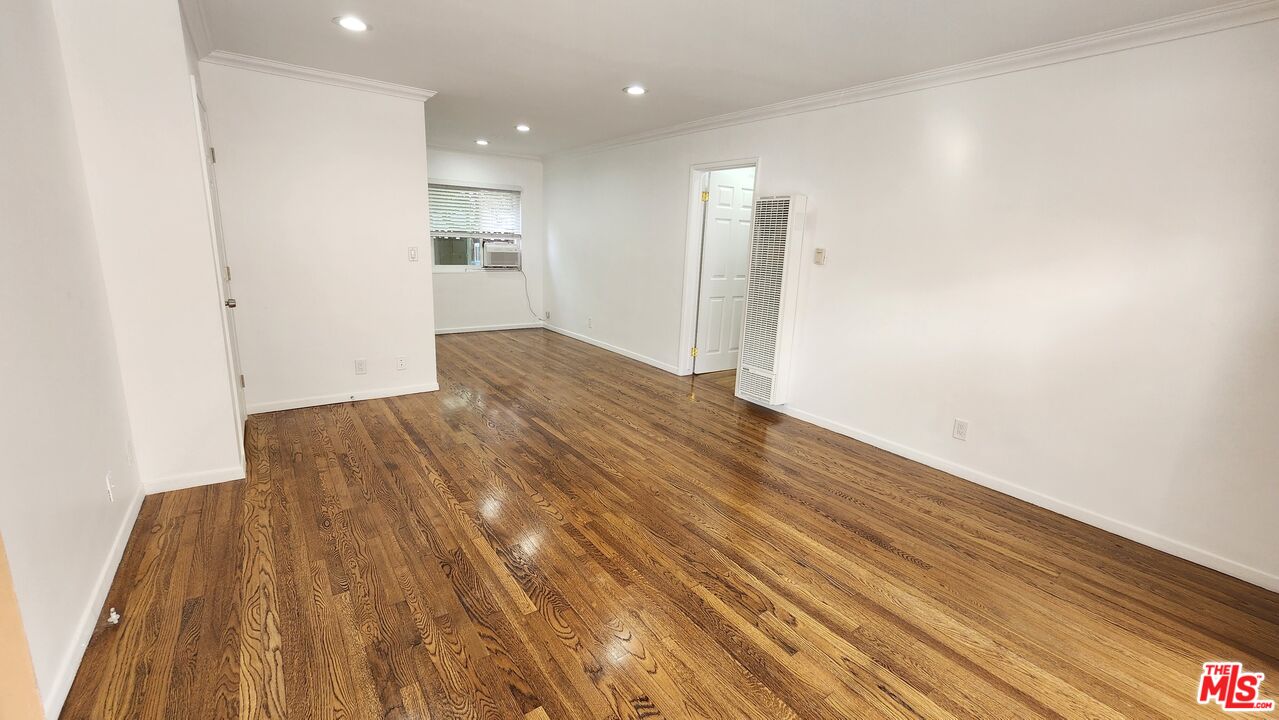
[
  {"left": 482, "top": 240, "right": 520, "bottom": 269},
  {"left": 736, "top": 194, "right": 807, "bottom": 407}
]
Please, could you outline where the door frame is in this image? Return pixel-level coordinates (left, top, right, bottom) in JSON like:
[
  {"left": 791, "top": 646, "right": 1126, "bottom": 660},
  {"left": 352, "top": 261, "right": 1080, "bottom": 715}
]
[{"left": 676, "top": 158, "right": 760, "bottom": 376}]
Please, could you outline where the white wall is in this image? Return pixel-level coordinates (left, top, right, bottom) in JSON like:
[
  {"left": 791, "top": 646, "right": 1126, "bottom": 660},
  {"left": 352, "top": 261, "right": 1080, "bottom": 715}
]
[
  {"left": 428, "top": 148, "right": 546, "bottom": 333},
  {"left": 200, "top": 64, "right": 437, "bottom": 413},
  {"left": 51, "top": 0, "right": 244, "bottom": 492},
  {"left": 0, "top": 0, "right": 145, "bottom": 713},
  {"left": 545, "top": 20, "right": 1279, "bottom": 589}
]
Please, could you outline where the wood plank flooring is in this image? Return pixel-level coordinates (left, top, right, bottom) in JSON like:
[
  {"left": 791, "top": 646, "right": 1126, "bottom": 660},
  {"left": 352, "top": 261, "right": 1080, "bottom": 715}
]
[{"left": 63, "top": 329, "right": 1278, "bottom": 719}]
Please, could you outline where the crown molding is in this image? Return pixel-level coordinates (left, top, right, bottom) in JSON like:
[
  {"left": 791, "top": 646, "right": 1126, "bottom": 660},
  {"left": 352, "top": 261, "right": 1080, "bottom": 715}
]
[
  {"left": 178, "top": 0, "right": 214, "bottom": 58},
  {"left": 202, "top": 51, "right": 436, "bottom": 102},
  {"left": 554, "top": 0, "right": 1279, "bottom": 159}
]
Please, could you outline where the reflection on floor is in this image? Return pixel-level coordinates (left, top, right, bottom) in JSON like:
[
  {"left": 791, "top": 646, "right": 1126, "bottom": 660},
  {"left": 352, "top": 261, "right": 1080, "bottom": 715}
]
[{"left": 63, "top": 329, "right": 1278, "bottom": 718}]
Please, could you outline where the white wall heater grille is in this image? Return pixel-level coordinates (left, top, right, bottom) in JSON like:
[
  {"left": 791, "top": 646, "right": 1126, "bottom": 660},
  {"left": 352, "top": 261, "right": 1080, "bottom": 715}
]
[{"left": 736, "top": 194, "right": 807, "bottom": 406}]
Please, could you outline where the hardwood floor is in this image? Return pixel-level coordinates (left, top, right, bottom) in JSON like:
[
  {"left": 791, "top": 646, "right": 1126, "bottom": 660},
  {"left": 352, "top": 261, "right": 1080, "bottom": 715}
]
[{"left": 63, "top": 329, "right": 1278, "bottom": 719}]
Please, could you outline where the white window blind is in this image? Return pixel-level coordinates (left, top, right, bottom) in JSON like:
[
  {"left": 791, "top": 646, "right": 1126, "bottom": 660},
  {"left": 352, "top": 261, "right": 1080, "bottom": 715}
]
[{"left": 429, "top": 184, "right": 522, "bottom": 239}]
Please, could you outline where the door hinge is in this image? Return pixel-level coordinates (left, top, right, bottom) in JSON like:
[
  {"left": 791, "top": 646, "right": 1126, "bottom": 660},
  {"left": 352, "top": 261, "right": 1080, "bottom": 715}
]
[
  {"left": 700, "top": 191, "right": 710, "bottom": 202},
  {"left": 239, "top": 374, "right": 245, "bottom": 388},
  {"left": 224, "top": 265, "right": 232, "bottom": 282},
  {"left": 209, "top": 147, "right": 217, "bottom": 164},
  {"left": 690, "top": 347, "right": 699, "bottom": 358}
]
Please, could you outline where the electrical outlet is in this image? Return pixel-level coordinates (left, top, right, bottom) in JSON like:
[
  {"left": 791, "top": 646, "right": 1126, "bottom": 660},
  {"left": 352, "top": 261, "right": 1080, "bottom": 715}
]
[
  {"left": 545, "top": 311, "right": 551, "bottom": 321},
  {"left": 396, "top": 356, "right": 407, "bottom": 371},
  {"left": 588, "top": 317, "right": 593, "bottom": 329},
  {"left": 105, "top": 471, "right": 115, "bottom": 502},
  {"left": 952, "top": 418, "right": 969, "bottom": 441},
  {"left": 355, "top": 358, "right": 367, "bottom": 375},
  {"left": 814, "top": 248, "right": 827, "bottom": 265},
  {"left": 407, "top": 246, "right": 419, "bottom": 262}
]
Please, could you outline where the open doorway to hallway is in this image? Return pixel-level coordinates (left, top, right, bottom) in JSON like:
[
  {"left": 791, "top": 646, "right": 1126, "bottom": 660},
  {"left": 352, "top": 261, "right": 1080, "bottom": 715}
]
[{"left": 690, "top": 165, "right": 756, "bottom": 375}]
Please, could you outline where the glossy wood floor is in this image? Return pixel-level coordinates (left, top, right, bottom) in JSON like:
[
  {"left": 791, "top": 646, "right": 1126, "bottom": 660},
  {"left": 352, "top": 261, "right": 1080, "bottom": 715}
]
[{"left": 64, "top": 329, "right": 1278, "bottom": 719}]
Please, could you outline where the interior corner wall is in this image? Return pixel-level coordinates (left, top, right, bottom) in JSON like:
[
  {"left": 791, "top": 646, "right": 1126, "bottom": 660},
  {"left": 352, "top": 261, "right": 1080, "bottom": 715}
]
[
  {"left": 50, "top": 0, "right": 244, "bottom": 491},
  {"left": 427, "top": 148, "right": 546, "bottom": 333},
  {"left": 0, "top": 0, "right": 146, "bottom": 713},
  {"left": 198, "top": 63, "right": 437, "bottom": 413},
  {"left": 543, "top": 20, "right": 1279, "bottom": 589}
]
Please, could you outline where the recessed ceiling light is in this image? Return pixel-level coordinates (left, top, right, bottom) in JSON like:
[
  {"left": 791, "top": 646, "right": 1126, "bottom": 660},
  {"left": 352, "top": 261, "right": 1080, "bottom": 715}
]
[
  {"left": 515, "top": 124, "right": 531, "bottom": 133},
  {"left": 475, "top": 139, "right": 489, "bottom": 146},
  {"left": 624, "top": 85, "right": 647, "bottom": 96},
  {"left": 333, "top": 15, "right": 369, "bottom": 32}
]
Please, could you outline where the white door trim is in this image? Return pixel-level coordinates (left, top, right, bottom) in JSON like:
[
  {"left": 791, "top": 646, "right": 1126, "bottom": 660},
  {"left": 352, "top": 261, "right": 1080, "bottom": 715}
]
[{"left": 676, "top": 158, "right": 760, "bottom": 376}]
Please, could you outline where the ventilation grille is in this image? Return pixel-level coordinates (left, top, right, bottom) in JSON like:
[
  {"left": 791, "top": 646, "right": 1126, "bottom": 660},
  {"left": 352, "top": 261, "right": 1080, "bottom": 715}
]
[
  {"left": 740, "top": 195, "right": 791, "bottom": 373},
  {"left": 737, "top": 367, "right": 774, "bottom": 403}
]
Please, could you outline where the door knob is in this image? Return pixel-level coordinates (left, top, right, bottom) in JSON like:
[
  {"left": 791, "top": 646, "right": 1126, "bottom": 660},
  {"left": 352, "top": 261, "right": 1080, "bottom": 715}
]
[{"left": 225, "top": 298, "right": 237, "bottom": 308}]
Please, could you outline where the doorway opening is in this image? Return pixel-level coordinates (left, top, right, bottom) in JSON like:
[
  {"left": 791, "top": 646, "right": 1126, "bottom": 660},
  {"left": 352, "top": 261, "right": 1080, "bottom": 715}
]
[{"left": 678, "top": 162, "right": 757, "bottom": 376}]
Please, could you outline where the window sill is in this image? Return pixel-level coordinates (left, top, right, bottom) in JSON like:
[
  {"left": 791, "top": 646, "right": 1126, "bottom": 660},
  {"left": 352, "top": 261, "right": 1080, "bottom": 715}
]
[{"left": 433, "top": 266, "right": 520, "bottom": 274}]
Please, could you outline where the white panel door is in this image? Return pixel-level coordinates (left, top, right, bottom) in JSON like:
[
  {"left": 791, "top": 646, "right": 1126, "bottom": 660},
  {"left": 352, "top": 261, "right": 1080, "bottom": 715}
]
[
  {"left": 192, "top": 77, "right": 247, "bottom": 464},
  {"left": 695, "top": 167, "right": 755, "bottom": 373}
]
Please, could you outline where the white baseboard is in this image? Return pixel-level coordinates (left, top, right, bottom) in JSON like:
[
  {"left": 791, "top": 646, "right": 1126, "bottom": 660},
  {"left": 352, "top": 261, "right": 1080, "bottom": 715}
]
[
  {"left": 144, "top": 464, "right": 245, "bottom": 495},
  {"left": 42, "top": 489, "right": 145, "bottom": 719},
  {"left": 247, "top": 381, "right": 440, "bottom": 415},
  {"left": 544, "top": 325, "right": 681, "bottom": 374},
  {"left": 436, "top": 321, "right": 543, "bottom": 335},
  {"left": 777, "top": 404, "right": 1279, "bottom": 593},
  {"left": 538, "top": 326, "right": 1278, "bottom": 592}
]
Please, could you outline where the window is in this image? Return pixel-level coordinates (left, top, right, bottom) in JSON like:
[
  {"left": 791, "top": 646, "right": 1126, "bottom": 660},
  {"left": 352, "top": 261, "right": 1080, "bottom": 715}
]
[{"left": 429, "top": 184, "right": 522, "bottom": 269}]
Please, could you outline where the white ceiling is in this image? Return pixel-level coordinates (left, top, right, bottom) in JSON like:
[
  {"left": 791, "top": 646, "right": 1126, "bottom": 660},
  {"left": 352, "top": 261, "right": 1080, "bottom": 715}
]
[{"left": 192, "top": 0, "right": 1237, "bottom": 156}]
